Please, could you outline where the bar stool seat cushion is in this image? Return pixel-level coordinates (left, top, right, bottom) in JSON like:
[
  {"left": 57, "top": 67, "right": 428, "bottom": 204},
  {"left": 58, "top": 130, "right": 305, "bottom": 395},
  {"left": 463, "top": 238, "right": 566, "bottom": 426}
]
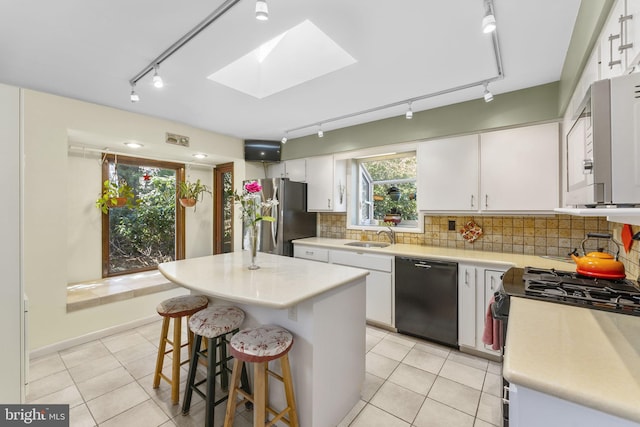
[
  {"left": 188, "top": 306, "right": 245, "bottom": 338},
  {"left": 230, "top": 325, "right": 293, "bottom": 363},
  {"left": 156, "top": 294, "right": 208, "bottom": 318}
]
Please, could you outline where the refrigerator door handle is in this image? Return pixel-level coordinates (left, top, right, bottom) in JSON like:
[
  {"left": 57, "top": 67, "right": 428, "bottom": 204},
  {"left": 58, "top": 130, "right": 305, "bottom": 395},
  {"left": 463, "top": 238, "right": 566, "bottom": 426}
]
[{"left": 271, "top": 181, "right": 279, "bottom": 248}]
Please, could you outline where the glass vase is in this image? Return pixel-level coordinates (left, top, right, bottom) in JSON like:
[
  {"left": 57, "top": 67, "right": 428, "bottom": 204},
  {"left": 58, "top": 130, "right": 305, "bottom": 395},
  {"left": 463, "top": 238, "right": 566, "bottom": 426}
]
[{"left": 248, "top": 225, "right": 260, "bottom": 270}]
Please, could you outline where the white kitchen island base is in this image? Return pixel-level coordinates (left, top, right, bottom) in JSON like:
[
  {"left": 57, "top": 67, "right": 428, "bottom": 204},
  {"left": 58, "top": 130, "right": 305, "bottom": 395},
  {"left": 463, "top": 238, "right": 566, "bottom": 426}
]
[
  {"left": 228, "top": 280, "right": 365, "bottom": 427},
  {"left": 159, "top": 252, "right": 368, "bottom": 427}
]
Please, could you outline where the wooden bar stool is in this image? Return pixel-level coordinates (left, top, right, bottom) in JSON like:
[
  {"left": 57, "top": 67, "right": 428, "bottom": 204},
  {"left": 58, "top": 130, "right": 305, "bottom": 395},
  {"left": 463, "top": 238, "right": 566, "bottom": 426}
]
[
  {"left": 224, "top": 325, "right": 299, "bottom": 427},
  {"left": 153, "top": 294, "right": 209, "bottom": 405},
  {"left": 182, "top": 305, "right": 251, "bottom": 427}
]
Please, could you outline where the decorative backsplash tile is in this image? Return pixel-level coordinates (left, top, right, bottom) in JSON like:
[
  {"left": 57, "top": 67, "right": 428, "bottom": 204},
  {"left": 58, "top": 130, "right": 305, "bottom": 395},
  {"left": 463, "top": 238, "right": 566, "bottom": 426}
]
[{"left": 318, "top": 213, "right": 640, "bottom": 278}]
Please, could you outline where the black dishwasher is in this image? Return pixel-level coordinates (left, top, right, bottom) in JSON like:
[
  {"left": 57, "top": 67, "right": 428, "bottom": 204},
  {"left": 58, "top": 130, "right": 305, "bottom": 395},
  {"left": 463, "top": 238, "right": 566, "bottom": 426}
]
[{"left": 395, "top": 257, "right": 458, "bottom": 347}]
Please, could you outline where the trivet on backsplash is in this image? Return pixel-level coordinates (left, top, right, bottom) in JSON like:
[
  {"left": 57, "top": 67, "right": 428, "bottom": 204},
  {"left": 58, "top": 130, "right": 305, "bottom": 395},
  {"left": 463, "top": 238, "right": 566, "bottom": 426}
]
[{"left": 460, "top": 220, "right": 483, "bottom": 243}]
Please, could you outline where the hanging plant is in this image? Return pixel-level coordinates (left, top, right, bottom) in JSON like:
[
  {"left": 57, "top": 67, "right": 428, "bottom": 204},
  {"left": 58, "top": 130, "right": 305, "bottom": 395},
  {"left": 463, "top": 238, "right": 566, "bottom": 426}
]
[
  {"left": 95, "top": 179, "right": 140, "bottom": 214},
  {"left": 178, "top": 179, "right": 211, "bottom": 211}
]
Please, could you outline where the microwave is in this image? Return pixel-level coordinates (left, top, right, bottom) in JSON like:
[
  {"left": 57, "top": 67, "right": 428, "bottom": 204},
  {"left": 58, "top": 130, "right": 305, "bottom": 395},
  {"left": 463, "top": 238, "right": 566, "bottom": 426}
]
[{"left": 565, "top": 72, "right": 640, "bottom": 207}]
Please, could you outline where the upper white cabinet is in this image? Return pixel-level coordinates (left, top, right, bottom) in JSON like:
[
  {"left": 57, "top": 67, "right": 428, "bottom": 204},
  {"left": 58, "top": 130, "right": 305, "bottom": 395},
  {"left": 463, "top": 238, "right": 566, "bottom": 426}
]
[
  {"left": 625, "top": 0, "right": 640, "bottom": 68},
  {"left": 417, "top": 135, "right": 479, "bottom": 212},
  {"left": 266, "top": 159, "right": 306, "bottom": 182},
  {"left": 480, "top": 122, "right": 559, "bottom": 212},
  {"left": 306, "top": 155, "right": 347, "bottom": 212},
  {"left": 418, "top": 123, "right": 559, "bottom": 213}
]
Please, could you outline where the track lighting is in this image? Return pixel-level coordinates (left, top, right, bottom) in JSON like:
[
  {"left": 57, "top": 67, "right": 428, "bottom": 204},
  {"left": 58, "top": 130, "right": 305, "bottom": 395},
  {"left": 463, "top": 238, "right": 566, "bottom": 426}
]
[
  {"left": 152, "top": 65, "right": 164, "bottom": 88},
  {"left": 405, "top": 103, "right": 413, "bottom": 119},
  {"left": 281, "top": 132, "right": 288, "bottom": 144},
  {"left": 317, "top": 125, "right": 324, "bottom": 138},
  {"left": 483, "top": 83, "right": 494, "bottom": 103},
  {"left": 255, "top": 0, "right": 269, "bottom": 21},
  {"left": 130, "top": 85, "right": 140, "bottom": 103},
  {"left": 482, "top": 0, "right": 496, "bottom": 34}
]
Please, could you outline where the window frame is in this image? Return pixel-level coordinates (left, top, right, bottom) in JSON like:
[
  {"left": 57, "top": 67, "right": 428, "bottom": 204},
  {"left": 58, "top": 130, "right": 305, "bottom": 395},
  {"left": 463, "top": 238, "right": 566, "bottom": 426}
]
[{"left": 101, "top": 154, "right": 186, "bottom": 277}]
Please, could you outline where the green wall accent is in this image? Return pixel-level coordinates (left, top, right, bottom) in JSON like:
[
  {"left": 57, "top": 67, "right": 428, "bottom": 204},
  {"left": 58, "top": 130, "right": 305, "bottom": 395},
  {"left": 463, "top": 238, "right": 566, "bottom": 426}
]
[
  {"left": 558, "top": 0, "right": 615, "bottom": 115},
  {"left": 283, "top": 82, "right": 560, "bottom": 160}
]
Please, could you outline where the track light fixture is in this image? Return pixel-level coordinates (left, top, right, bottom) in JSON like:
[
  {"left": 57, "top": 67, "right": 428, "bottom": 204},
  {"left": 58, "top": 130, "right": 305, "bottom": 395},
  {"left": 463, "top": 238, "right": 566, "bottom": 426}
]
[
  {"left": 483, "top": 83, "right": 494, "bottom": 102},
  {"left": 281, "top": 132, "right": 288, "bottom": 144},
  {"left": 130, "top": 84, "right": 140, "bottom": 103},
  {"left": 255, "top": 0, "right": 269, "bottom": 21},
  {"left": 405, "top": 102, "right": 413, "bottom": 119},
  {"left": 152, "top": 65, "right": 164, "bottom": 88},
  {"left": 482, "top": 0, "right": 496, "bottom": 34},
  {"left": 317, "top": 125, "right": 324, "bottom": 138}
]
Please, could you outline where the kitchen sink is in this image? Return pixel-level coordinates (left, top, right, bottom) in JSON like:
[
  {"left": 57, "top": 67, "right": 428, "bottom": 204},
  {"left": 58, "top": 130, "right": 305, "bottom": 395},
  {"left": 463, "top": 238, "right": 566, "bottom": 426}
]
[{"left": 344, "top": 241, "right": 390, "bottom": 248}]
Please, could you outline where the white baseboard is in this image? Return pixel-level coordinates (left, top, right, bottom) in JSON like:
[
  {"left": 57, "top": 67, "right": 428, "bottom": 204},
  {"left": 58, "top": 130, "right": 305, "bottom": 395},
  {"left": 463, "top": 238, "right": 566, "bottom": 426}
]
[{"left": 29, "top": 315, "right": 159, "bottom": 359}]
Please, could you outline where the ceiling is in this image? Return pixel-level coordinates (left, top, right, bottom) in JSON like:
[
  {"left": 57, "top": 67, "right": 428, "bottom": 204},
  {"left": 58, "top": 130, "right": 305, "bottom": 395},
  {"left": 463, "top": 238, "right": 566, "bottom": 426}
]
[{"left": 0, "top": 0, "right": 581, "bottom": 147}]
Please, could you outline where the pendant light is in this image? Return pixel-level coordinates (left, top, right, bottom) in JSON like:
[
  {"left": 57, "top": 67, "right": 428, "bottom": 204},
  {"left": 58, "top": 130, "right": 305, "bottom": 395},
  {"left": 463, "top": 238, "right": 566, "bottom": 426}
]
[
  {"left": 130, "top": 84, "right": 140, "bottom": 103},
  {"left": 152, "top": 65, "right": 164, "bottom": 88},
  {"left": 483, "top": 83, "right": 494, "bottom": 103},
  {"left": 482, "top": 0, "right": 496, "bottom": 34},
  {"left": 317, "top": 125, "right": 324, "bottom": 138},
  {"left": 405, "top": 102, "right": 413, "bottom": 119},
  {"left": 255, "top": 0, "right": 269, "bottom": 21}
]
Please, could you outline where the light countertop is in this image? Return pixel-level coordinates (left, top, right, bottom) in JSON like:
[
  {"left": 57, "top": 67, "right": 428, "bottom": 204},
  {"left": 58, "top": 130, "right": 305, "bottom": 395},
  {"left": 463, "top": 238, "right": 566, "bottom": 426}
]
[
  {"left": 158, "top": 251, "right": 368, "bottom": 309},
  {"left": 503, "top": 297, "right": 640, "bottom": 423},
  {"left": 294, "top": 237, "right": 573, "bottom": 270}
]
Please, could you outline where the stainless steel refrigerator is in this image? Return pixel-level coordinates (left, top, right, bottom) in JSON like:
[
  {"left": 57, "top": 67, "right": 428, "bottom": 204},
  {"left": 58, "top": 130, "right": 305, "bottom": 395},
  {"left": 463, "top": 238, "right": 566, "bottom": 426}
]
[{"left": 242, "top": 178, "right": 317, "bottom": 257}]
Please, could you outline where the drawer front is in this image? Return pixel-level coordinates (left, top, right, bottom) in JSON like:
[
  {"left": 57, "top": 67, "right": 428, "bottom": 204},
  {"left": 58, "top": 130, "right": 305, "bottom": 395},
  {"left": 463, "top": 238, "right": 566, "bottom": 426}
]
[
  {"left": 330, "top": 249, "right": 393, "bottom": 272},
  {"left": 294, "top": 246, "right": 329, "bottom": 263}
]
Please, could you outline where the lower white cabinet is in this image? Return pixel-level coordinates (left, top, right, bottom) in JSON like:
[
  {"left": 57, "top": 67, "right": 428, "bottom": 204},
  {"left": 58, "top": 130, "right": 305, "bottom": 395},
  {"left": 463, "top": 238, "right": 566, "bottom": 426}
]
[
  {"left": 294, "top": 243, "right": 394, "bottom": 327},
  {"left": 458, "top": 263, "right": 509, "bottom": 357}
]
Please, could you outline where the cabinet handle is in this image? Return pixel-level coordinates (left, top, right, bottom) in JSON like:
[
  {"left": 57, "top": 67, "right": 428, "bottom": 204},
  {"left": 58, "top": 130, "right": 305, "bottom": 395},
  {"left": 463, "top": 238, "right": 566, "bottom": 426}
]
[
  {"left": 502, "top": 385, "right": 510, "bottom": 405},
  {"left": 608, "top": 32, "right": 622, "bottom": 68},
  {"left": 327, "top": 198, "right": 331, "bottom": 209},
  {"left": 305, "top": 251, "right": 314, "bottom": 255},
  {"left": 464, "top": 270, "right": 469, "bottom": 285},
  {"left": 485, "top": 194, "right": 488, "bottom": 209},
  {"left": 490, "top": 275, "right": 496, "bottom": 291},
  {"left": 415, "top": 264, "right": 432, "bottom": 269},
  {"left": 470, "top": 195, "right": 474, "bottom": 208},
  {"left": 618, "top": 13, "right": 634, "bottom": 52}
]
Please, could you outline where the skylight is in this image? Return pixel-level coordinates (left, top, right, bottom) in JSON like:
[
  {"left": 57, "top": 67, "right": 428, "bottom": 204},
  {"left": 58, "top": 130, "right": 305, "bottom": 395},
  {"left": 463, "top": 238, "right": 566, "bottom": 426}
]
[{"left": 207, "top": 19, "right": 357, "bottom": 99}]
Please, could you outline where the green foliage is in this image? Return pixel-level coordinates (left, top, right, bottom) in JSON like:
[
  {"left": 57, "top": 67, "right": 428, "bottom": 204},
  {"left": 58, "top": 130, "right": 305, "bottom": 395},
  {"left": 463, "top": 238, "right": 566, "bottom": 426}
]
[
  {"left": 362, "top": 155, "right": 418, "bottom": 222},
  {"left": 95, "top": 179, "right": 140, "bottom": 214},
  {"left": 178, "top": 179, "right": 211, "bottom": 202}
]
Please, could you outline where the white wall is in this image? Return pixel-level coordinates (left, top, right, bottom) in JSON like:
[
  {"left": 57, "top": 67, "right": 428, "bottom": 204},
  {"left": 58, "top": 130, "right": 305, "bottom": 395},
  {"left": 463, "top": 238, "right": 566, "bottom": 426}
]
[
  {"left": 0, "top": 84, "right": 24, "bottom": 402},
  {"left": 23, "top": 89, "right": 245, "bottom": 350}
]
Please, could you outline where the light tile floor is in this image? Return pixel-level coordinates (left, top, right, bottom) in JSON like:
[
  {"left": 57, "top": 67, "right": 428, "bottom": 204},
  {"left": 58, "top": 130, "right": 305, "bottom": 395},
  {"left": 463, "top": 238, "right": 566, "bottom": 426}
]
[{"left": 27, "top": 320, "right": 502, "bottom": 426}]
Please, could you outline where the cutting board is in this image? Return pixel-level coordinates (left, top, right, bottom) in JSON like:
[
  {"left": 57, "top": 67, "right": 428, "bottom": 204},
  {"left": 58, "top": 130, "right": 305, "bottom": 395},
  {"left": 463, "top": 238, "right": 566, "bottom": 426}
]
[{"left": 622, "top": 224, "right": 633, "bottom": 253}]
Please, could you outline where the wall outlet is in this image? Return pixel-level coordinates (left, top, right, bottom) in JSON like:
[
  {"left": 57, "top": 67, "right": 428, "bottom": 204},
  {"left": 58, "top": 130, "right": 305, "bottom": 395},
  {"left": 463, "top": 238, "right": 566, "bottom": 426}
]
[{"left": 448, "top": 220, "right": 456, "bottom": 231}]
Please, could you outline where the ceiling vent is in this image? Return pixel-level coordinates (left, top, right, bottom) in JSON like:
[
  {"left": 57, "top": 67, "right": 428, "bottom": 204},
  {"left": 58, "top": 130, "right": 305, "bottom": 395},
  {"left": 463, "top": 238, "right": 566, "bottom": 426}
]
[{"left": 166, "top": 132, "right": 189, "bottom": 147}]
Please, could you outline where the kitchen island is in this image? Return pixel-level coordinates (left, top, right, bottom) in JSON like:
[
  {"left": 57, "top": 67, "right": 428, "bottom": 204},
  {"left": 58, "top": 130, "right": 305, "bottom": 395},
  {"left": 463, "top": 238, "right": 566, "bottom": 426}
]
[{"left": 159, "top": 251, "right": 369, "bottom": 427}]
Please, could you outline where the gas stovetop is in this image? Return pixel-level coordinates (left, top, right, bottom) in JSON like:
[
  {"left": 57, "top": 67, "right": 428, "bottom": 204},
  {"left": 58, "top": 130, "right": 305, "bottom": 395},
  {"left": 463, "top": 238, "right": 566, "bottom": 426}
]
[{"left": 502, "top": 267, "right": 640, "bottom": 316}]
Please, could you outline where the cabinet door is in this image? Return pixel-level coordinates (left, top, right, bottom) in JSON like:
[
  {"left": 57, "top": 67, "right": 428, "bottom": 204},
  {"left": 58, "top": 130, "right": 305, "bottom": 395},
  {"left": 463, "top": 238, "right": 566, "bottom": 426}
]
[
  {"left": 306, "top": 155, "right": 335, "bottom": 211},
  {"left": 417, "top": 135, "right": 479, "bottom": 211},
  {"left": 366, "top": 270, "right": 393, "bottom": 326},
  {"left": 625, "top": 0, "right": 640, "bottom": 71},
  {"left": 480, "top": 123, "right": 559, "bottom": 212},
  {"left": 285, "top": 159, "right": 306, "bottom": 182},
  {"left": 266, "top": 163, "right": 285, "bottom": 179},
  {"left": 458, "top": 264, "right": 477, "bottom": 349},
  {"left": 481, "top": 269, "right": 504, "bottom": 356},
  {"left": 600, "top": 0, "right": 626, "bottom": 79}
]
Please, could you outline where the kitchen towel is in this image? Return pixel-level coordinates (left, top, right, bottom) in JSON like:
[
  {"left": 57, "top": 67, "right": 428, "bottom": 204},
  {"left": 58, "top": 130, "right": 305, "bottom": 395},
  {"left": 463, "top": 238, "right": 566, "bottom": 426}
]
[{"left": 482, "top": 295, "right": 502, "bottom": 351}]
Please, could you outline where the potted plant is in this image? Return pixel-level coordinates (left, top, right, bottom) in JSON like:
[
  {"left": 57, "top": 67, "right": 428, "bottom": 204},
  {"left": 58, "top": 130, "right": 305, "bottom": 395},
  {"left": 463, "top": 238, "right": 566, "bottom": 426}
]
[
  {"left": 95, "top": 179, "right": 139, "bottom": 214},
  {"left": 178, "top": 179, "right": 211, "bottom": 210}
]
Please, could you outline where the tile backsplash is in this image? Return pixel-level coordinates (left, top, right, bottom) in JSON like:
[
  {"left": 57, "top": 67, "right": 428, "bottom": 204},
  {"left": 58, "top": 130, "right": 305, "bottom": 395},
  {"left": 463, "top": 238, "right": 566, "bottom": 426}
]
[{"left": 318, "top": 213, "right": 640, "bottom": 279}]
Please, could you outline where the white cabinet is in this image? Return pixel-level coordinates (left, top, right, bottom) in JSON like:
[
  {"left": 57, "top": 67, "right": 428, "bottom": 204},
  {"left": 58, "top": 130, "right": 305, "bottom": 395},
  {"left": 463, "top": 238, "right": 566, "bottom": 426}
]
[
  {"left": 458, "top": 262, "right": 508, "bottom": 358},
  {"left": 508, "top": 383, "right": 639, "bottom": 427},
  {"left": 330, "top": 249, "right": 394, "bottom": 326},
  {"left": 625, "top": 0, "right": 640, "bottom": 70},
  {"left": 418, "top": 123, "right": 559, "bottom": 213},
  {"left": 266, "top": 159, "right": 306, "bottom": 182},
  {"left": 306, "top": 155, "right": 347, "bottom": 212},
  {"left": 480, "top": 123, "right": 559, "bottom": 212},
  {"left": 417, "top": 135, "right": 479, "bottom": 212}
]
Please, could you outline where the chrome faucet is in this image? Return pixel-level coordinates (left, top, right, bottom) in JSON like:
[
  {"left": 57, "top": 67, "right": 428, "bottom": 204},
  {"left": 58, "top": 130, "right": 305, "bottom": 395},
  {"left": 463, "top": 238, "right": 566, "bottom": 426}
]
[{"left": 377, "top": 226, "right": 396, "bottom": 244}]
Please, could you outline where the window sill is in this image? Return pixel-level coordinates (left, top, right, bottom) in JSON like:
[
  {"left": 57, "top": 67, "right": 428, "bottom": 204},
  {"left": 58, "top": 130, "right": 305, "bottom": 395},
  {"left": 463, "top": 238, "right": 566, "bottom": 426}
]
[{"left": 66, "top": 270, "right": 178, "bottom": 312}]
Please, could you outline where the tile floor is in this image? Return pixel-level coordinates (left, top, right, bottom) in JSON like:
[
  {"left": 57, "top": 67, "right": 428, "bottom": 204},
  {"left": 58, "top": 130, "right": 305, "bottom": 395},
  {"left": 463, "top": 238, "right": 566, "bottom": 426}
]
[{"left": 27, "top": 320, "right": 502, "bottom": 427}]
